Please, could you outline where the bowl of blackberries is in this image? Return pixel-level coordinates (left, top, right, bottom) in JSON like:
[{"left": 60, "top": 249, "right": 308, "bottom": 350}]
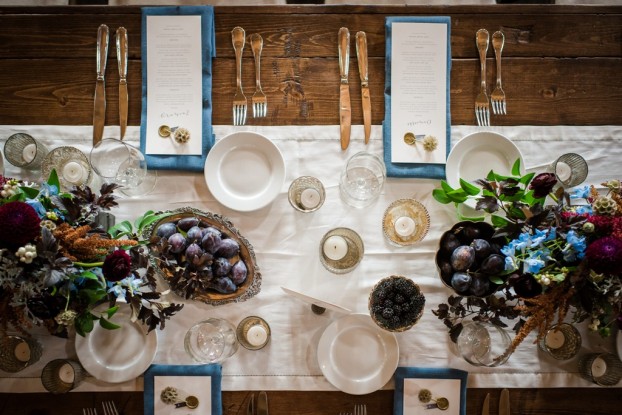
[
  {"left": 368, "top": 275, "right": 426, "bottom": 332},
  {"left": 435, "top": 221, "right": 506, "bottom": 297},
  {"left": 145, "top": 207, "right": 261, "bottom": 306}
]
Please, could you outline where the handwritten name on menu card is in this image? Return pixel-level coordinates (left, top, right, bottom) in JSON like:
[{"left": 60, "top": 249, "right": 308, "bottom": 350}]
[
  {"left": 145, "top": 16, "right": 203, "bottom": 156},
  {"left": 390, "top": 22, "right": 448, "bottom": 164}
]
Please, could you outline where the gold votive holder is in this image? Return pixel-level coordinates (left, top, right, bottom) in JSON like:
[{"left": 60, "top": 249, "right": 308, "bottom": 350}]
[
  {"left": 236, "top": 316, "right": 271, "bottom": 350},
  {"left": 382, "top": 198, "right": 430, "bottom": 247},
  {"left": 537, "top": 323, "right": 582, "bottom": 360},
  {"left": 288, "top": 176, "right": 326, "bottom": 213},
  {"left": 578, "top": 352, "right": 622, "bottom": 386},
  {"left": 3, "top": 133, "right": 49, "bottom": 170},
  {"left": 0, "top": 335, "right": 43, "bottom": 373},
  {"left": 41, "top": 359, "right": 86, "bottom": 394},
  {"left": 319, "top": 227, "right": 364, "bottom": 274}
]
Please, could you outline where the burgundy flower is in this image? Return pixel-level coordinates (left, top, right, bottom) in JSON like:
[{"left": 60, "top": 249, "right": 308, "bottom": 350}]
[
  {"left": 529, "top": 173, "right": 558, "bottom": 199},
  {"left": 585, "top": 236, "right": 622, "bottom": 274},
  {"left": 0, "top": 201, "right": 41, "bottom": 249},
  {"left": 102, "top": 250, "right": 132, "bottom": 282},
  {"left": 508, "top": 273, "right": 542, "bottom": 298}
]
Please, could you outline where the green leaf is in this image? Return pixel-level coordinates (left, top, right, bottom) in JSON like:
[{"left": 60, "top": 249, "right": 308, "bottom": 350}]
[
  {"left": 75, "top": 313, "right": 95, "bottom": 337},
  {"left": 47, "top": 169, "right": 61, "bottom": 190},
  {"left": 79, "top": 270, "right": 99, "bottom": 280},
  {"left": 519, "top": 172, "right": 535, "bottom": 185},
  {"left": 19, "top": 186, "right": 40, "bottom": 199},
  {"left": 491, "top": 214, "right": 510, "bottom": 228},
  {"left": 108, "top": 220, "right": 133, "bottom": 238},
  {"left": 511, "top": 158, "right": 522, "bottom": 176},
  {"left": 432, "top": 188, "right": 452, "bottom": 204},
  {"left": 489, "top": 274, "right": 505, "bottom": 285},
  {"left": 486, "top": 170, "right": 496, "bottom": 181},
  {"left": 440, "top": 180, "right": 454, "bottom": 193},
  {"left": 99, "top": 318, "right": 121, "bottom": 330},
  {"left": 105, "top": 305, "right": 119, "bottom": 319},
  {"left": 457, "top": 210, "right": 485, "bottom": 222},
  {"left": 446, "top": 188, "right": 468, "bottom": 203},
  {"left": 459, "top": 178, "right": 481, "bottom": 196},
  {"left": 137, "top": 213, "right": 169, "bottom": 233}
]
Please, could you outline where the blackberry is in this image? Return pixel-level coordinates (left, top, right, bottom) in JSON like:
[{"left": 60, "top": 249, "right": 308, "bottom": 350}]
[
  {"left": 394, "top": 294, "right": 405, "bottom": 304},
  {"left": 382, "top": 307, "right": 394, "bottom": 319}
]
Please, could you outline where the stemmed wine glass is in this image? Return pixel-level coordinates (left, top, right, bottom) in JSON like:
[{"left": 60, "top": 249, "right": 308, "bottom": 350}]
[{"left": 89, "top": 138, "right": 157, "bottom": 197}]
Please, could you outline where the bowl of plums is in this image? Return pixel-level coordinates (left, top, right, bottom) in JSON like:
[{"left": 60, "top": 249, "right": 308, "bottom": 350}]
[
  {"left": 435, "top": 221, "right": 506, "bottom": 298},
  {"left": 144, "top": 207, "right": 261, "bottom": 305}
]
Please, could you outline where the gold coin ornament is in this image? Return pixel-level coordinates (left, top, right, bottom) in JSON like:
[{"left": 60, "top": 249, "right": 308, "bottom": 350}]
[
  {"left": 158, "top": 125, "right": 172, "bottom": 138},
  {"left": 403, "top": 133, "right": 438, "bottom": 152},
  {"left": 404, "top": 132, "right": 417, "bottom": 145}
]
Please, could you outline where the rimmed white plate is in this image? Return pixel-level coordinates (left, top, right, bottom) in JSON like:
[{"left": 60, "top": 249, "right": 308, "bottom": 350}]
[
  {"left": 446, "top": 131, "right": 524, "bottom": 209},
  {"left": 317, "top": 313, "right": 399, "bottom": 395},
  {"left": 205, "top": 131, "right": 285, "bottom": 212},
  {"left": 75, "top": 304, "right": 158, "bottom": 383}
]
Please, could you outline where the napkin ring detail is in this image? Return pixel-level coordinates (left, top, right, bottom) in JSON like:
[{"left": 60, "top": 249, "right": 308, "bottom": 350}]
[
  {"left": 403, "top": 133, "right": 438, "bottom": 152},
  {"left": 158, "top": 125, "right": 191, "bottom": 144}
]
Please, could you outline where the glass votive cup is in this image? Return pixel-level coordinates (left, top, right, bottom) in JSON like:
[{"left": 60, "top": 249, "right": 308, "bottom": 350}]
[
  {"left": 288, "top": 176, "right": 326, "bottom": 213},
  {"left": 456, "top": 321, "right": 512, "bottom": 367},
  {"left": 339, "top": 151, "right": 386, "bottom": 208},
  {"left": 548, "top": 153, "right": 588, "bottom": 188},
  {"left": 3, "top": 133, "right": 49, "bottom": 170},
  {"left": 41, "top": 146, "right": 92, "bottom": 191},
  {"left": 578, "top": 352, "right": 622, "bottom": 386},
  {"left": 184, "top": 318, "right": 239, "bottom": 364},
  {"left": 537, "top": 323, "right": 581, "bottom": 360},
  {"left": 236, "top": 316, "right": 271, "bottom": 350},
  {"left": 382, "top": 199, "right": 430, "bottom": 247},
  {"left": 319, "top": 227, "right": 364, "bottom": 274},
  {"left": 0, "top": 335, "right": 43, "bottom": 373},
  {"left": 41, "top": 359, "right": 86, "bottom": 394}
]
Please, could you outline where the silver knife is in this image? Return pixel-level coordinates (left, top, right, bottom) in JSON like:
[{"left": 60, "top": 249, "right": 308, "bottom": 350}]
[
  {"left": 481, "top": 393, "right": 490, "bottom": 415},
  {"left": 338, "top": 27, "right": 351, "bottom": 150},
  {"left": 281, "top": 286, "right": 352, "bottom": 314},
  {"left": 257, "top": 391, "right": 268, "bottom": 415},
  {"left": 116, "top": 26, "right": 128, "bottom": 140},
  {"left": 499, "top": 388, "right": 510, "bottom": 415},
  {"left": 93, "top": 24, "right": 109, "bottom": 146},
  {"left": 356, "top": 31, "right": 371, "bottom": 144}
]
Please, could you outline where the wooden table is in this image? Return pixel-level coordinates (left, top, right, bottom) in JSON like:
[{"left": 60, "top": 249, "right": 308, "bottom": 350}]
[{"left": 0, "top": 5, "right": 621, "bottom": 415}]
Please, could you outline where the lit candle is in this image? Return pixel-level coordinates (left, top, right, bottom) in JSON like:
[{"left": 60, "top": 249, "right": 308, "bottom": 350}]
[
  {"left": 58, "top": 363, "right": 75, "bottom": 384},
  {"left": 591, "top": 356, "right": 608, "bottom": 378},
  {"left": 394, "top": 216, "right": 416, "bottom": 238},
  {"left": 62, "top": 161, "right": 86, "bottom": 184},
  {"left": 22, "top": 143, "right": 37, "bottom": 163},
  {"left": 323, "top": 235, "right": 348, "bottom": 261},
  {"left": 300, "top": 188, "right": 321, "bottom": 210},
  {"left": 14, "top": 340, "right": 31, "bottom": 362},
  {"left": 545, "top": 329, "right": 566, "bottom": 349},
  {"left": 555, "top": 161, "right": 572, "bottom": 182},
  {"left": 246, "top": 324, "right": 268, "bottom": 347}
]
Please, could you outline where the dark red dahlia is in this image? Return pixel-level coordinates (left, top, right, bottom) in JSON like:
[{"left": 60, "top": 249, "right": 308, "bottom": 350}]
[
  {"left": 529, "top": 173, "right": 558, "bottom": 199},
  {"left": 102, "top": 250, "right": 132, "bottom": 282},
  {"left": 585, "top": 236, "right": 622, "bottom": 274},
  {"left": 0, "top": 201, "right": 41, "bottom": 249}
]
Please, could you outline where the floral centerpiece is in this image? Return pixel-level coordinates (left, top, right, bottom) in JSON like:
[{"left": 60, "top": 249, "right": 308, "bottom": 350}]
[
  {"left": 432, "top": 159, "right": 622, "bottom": 359},
  {"left": 0, "top": 171, "right": 183, "bottom": 338}
]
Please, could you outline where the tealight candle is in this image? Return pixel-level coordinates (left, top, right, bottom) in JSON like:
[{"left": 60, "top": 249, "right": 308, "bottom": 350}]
[
  {"left": 323, "top": 235, "right": 348, "bottom": 261},
  {"left": 58, "top": 363, "right": 75, "bottom": 384},
  {"left": 300, "top": 188, "right": 321, "bottom": 210},
  {"left": 13, "top": 340, "right": 31, "bottom": 362},
  {"left": 545, "top": 328, "right": 566, "bottom": 350},
  {"left": 62, "top": 161, "right": 86, "bottom": 184},
  {"left": 246, "top": 324, "right": 268, "bottom": 347},
  {"left": 22, "top": 143, "right": 37, "bottom": 164},
  {"left": 591, "top": 356, "right": 608, "bottom": 378},
  {"left": 555, "top": 161, "right": 572, "bottom": 182},
  {"left": 394, "top": 216, "right": 416, "bottom": 238}
]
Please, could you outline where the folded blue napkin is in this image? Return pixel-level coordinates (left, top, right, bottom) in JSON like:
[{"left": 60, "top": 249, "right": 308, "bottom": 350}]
[
  {"left": 143, "top": 363, "right": 222, "bottom": 415},
  {"left": 393, "top": 367, "right": 468, "bottom": 415},
  {"left": 383, "top": 16, "right": 452, "bottom": 179},
  {"left": 140, "top": 6, "right": 216, "bottom": 171}
]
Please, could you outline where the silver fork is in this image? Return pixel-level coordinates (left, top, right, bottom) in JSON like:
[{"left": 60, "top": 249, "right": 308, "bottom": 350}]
[
  {"left": 354, "top": 404, "right": 367, "bottom": 415},
  {"left": 102, "top": 401, "right": 118, "bottom": 415},
  {"left": 83, "top": 409, "right": 97, "bottom": 415},
  {"left": 231, "top": 26, "right": 247, "bottom": 126},
  {"left": 251, "top": 33, "right": 267, "bottom": 118},
  {"left": 491, "top": 31, "right": 506, "bottom": 115},
  {"left": 475, "top": 28, "right": 490, "bottom": 126}
]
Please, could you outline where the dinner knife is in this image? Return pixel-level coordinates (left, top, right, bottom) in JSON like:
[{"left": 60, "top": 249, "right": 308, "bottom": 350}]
[
  {"left": 281, "top": 286, "right": 351, "bottom": 314},
  {"left": 355, "top": 31, "right": 371, "bottom": 144},
  {"left": 257, "top": 391, "right": 268, "bottom": 415},
  {"left": 338, "top": 27, "right": 351, "bottom": 150},
  {"left": 481, "top": 393, "right": 490, "bottom": 415},
  {"left": 93, "top": 24, "right": 109, "bottom": 146},
  {"left": 116, "top": 26, "right": 128, "bottom": 140},
  {"left": 499, "top": 388, "right": 510, "bottom": 415}
]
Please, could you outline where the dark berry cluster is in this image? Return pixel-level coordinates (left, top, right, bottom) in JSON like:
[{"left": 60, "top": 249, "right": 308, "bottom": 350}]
[{"left": 369, "top": 276, "right": 425, "bottom": 331}]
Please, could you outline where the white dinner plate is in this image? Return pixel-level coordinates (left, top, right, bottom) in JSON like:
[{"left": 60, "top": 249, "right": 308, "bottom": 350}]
[
  {"left": 317, "top": 313, "right": 399, "bottom": 395},
  {"left": 205, "top": 131, "right": 285, "bottom": 212},
  {"left": 75, "top": 304, "right": 158, "bottom": 383},
  {"left": 446, "top": 131, "right": 524, "bottom": 209}
]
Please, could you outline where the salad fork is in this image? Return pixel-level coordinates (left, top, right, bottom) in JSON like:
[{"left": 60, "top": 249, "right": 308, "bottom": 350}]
[
  {"left": 491, "top": 31, "right": 507, "bottom": 115},
  {"left": 231, "top": 26, "right": 247, "bottom": 126},
  {"left": 251, "top": 33, "right": 267, "bottom": 118},
  {"left": 475, "top": 29, "right": 490, "bottom": 126},
  {"left": 354, "top": 404, "right": 367, "bottom": 415},
  {"left": 102, "top": 401, "right": 118, "bottom": 415},
  {"left": 83, "top": 409, "right": 97, "bottom": 415}
]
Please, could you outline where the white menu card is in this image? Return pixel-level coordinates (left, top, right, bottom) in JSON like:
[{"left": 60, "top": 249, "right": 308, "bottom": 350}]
[
  {"left": 390, "top": 22, "right": 448, "bottom": 164},
  {"left": 145, "top": 15, "right": 203, "bottom": 156}
]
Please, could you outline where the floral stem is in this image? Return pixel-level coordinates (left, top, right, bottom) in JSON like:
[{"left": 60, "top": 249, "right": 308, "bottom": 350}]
[{"left": 73, "top": 261, "right": 104, "bottom": 268}]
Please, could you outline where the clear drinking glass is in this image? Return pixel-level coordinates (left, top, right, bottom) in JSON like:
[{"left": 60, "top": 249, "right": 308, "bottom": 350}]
[
  {"left": 339, "top": 151, "right": 386, "bottom": 208},
  {"left": 184, "top": 318, "right": 239, "bottom": 363},
  {"left": 456, "top": 321, "right": 511, "bottom": 367},
  {"left": 89, "top": 138, "right": 157, "bottom": 197}
]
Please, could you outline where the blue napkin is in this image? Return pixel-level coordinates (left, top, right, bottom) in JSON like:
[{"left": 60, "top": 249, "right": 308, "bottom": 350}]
[
  {"left": 140, "top": 6, "right": 216, "bottom": 171},
  {"left": 393, "top": 367, "right": 468, "bottom": 415},
  {"left": 383, "top": 16, "right": 452, "bottom": 179},
  {"left": 143, "top": 363, "right": 222, "bottom": 415}
]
